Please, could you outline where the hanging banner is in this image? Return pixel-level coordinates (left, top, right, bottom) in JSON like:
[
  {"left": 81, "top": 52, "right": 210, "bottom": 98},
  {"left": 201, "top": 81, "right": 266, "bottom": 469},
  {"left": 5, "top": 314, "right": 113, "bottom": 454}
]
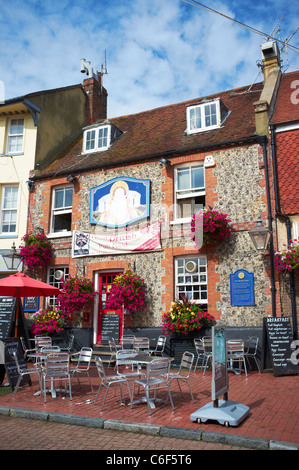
[{"left": 72, "top": 222, "right": 161, "bottom": 258}]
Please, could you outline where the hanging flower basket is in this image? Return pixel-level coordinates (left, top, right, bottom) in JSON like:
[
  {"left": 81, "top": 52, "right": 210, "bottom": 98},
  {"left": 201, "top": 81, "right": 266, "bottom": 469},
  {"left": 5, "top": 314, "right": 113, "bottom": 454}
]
[
  {"left": 19, "top": 232, "right": 52, "bottom": 270},
  {"left": 190, "top": 208, "right": 232, "bottom": 245},
  {"left": 57, "top": 276, "right": 95, "bottom": 315},
  {"left": 162, "top": 296, "right": 216, "bottom": 336},
  {"left": 106, "top": 269, "right": 146, "bottom": 314},
  {"left": 274, "top": 239, "right": 299, "bottom": 272},
  {"left": 31, "top": 306, "right": 71, "bottom": 336}
]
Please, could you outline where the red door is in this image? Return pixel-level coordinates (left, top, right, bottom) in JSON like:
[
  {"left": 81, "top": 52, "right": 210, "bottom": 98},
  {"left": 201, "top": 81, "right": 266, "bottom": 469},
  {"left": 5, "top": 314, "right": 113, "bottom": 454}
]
[{"left": 97, "top": 272, "right": 123, "bottom": 344}]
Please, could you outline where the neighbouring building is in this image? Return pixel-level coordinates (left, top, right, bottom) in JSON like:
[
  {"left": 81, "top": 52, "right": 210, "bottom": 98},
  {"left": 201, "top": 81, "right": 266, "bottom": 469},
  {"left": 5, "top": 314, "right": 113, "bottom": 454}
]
[
  {"left": 270, "top": 70, "right": 299, "bottom": 339},
  {"left": 0, "top": 69, "right": 107, "bottom": 277},
  {"left": 25, "top": 43, "right": 291, "bottom": 352}
]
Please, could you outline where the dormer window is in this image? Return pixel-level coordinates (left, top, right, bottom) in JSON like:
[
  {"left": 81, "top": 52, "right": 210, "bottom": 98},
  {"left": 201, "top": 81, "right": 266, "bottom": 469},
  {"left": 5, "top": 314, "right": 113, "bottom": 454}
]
[
  {"left": 82, "top": 121, "right": 122, "bottom": 154},
  {"left": 186, "top": 98, "right": 228, "bottom": 134}
]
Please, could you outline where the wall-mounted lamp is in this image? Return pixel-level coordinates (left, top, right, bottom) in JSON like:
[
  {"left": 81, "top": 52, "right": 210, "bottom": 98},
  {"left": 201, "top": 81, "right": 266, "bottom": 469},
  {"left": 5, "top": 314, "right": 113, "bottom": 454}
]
[
  {"left": 26, "top": 180, "right": 35, "bottom": 192},
  {"left": 67, "top": 174, "right": 78, "bottom": 184},
  {"left": 2, "top": 242, "right": 22, "bottom": 271},
  {"left": 159, "top": 158, "right": 171, "bottom": 167},
  {"left": 249, "top": 216, "right": 272, "bottom": 252}
]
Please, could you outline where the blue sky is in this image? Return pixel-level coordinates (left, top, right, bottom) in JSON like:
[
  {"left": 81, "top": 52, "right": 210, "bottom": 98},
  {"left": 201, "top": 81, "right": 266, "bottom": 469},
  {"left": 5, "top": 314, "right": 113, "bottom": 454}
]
[{"left": 1, "top": 0, "right": 299, "bottom": 117}]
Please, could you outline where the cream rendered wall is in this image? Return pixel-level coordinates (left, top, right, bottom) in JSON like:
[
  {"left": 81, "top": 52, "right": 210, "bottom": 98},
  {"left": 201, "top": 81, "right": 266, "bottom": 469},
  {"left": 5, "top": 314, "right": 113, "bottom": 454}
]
[{"left": 0, "top": 113, "right": 37, "bottom": 252}]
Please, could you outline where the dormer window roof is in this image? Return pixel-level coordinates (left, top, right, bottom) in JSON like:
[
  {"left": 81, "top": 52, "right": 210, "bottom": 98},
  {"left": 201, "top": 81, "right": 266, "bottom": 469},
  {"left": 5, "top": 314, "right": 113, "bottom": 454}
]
[
  {"left": 186, "top": 98, "right": 229, "bottom": 135},
  {"left": 82, "top": 121, "right": 122, "bottom": 153}
]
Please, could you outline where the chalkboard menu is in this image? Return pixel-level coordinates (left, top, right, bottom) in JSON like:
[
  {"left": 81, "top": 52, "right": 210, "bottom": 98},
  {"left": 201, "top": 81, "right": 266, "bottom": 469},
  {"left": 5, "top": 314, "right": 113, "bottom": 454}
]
[
  {"left": 101, "top": 314, "right": 120, "bottom": 344},
  {"left": 230, "top": 269, "right": 255, "bottom": 306},
  {"left": 263, "top": 317, "right": 299, "bottom": 377},
  {"left": 0, "top": 297, "right": 16, "bottom": 339},
  {"left": 0, "top": 338, "right": 31, "bottom": 391}
]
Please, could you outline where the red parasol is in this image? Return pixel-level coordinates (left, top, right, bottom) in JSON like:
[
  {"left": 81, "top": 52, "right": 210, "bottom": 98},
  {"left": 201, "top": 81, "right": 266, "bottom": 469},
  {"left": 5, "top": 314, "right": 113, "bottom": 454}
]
[{"left": 0, "top": 272, "right": 62, "bottom": 336}]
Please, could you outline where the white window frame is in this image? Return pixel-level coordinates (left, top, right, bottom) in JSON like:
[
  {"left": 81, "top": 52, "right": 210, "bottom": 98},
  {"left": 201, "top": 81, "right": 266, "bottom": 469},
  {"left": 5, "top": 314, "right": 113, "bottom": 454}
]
[
  {"left": 6, "top": 118, "right": 24, "bottom": 155},
  {"left": 186, "top": 99, "right": 221, "bottom": 134},
  {"left": 50, "top": 185, "right": 73, "bottom": 236},
  {"left": 173, "top": 163, "right": 205, "bottom": 223},
  {"left": 175, "top": 256, "right": 208, "bottom": 304},
  {"left": 83, "top": 124, "right": 111, "bottom": 153},
  {"left": 0, "top": 185, "right": 18, "bottom": 235},
  {"left": 47, "top": 266, "right": 69, "bottom": 307}
]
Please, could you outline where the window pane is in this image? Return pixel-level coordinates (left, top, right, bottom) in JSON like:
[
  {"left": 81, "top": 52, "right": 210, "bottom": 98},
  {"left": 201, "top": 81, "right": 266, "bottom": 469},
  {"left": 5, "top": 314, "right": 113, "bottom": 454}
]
[
  {"left": 3, "top": 187, "right": 18, "bottom": 209},
  {"left": 54, "top": 189, "right": 64, "bottom": 209},
  {"left": 205, "top": 103, "right": 217, "bottom": 127},
  {"left": 177, "top": 198, "right": 193, "bottom": 219},
  {"left": 65, "top": 188, "right": 73, "bottom": 207},
  {"left": 86, "top": 130, "right": 95, "bottom": 150},
  {"left": 177, "top": 168, "right": 190, "bottom": 191},
  {"left": 191, "top": 166, "right": 204, "bottom": 189},
  {"left": 190, "top": 107, "right": 201, "bottom": 130},
  {"left": 53, "top": 212, "right": 71, "bottom": 232},
  {"left": 10, "top": 119, "right": 24, "bottom": 135},
  {"left": 98, "top": 127, "right": 108, "bottom": 148}
]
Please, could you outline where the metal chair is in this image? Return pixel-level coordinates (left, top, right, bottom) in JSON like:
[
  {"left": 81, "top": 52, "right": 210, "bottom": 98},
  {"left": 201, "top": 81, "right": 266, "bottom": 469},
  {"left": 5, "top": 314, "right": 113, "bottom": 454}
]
[
  {"left": 60, "top": 334, "right": 75, "bottom": 353},
  {"left": 193, "top": 338, "right": 204, "bottom": 372},
  {"left": 35, "top": 336, "right": 52, "bottom": 351},
  {"left": 131, "top": 357, "right": 174, "bottom": 415},
  {"left": 121, "top": 335, "right": 135, "bottom": 349},
  {"left": 70, "top": 347, "right": 93, "bottom": 391},
  {"left": 20, "top": 336, "right": 36, "bottom": 361},
  {"left": 42, "top": 353, "right": 72, "bottom": 402},
  {"left": 107, "top": 337, "right": 118, "bottom": 367},
  {"left": 149, "top": 335, "right": 166, "bottom": 356},
  {"left": 94, "top": 357, "right": 132, "bottom": 411},
  {"left": 244, "top": 337, "right": 260, "bottom": 372},
  {"left": 133, "top": 337, "right": 150, "bottom": 354},
  {"left": 12, "top": 351, "right": 42, "bottom": 399},
  {"left": 202, "top": 336, "right": 213, "bottom": 375},
  {"left": 226, "top": 340, "right": 247, "bottom": 376},
  {"left": 165, "top": 352, "right": 194, "bottom": 403},
  {"left": 116, "top": 349, "right": 145, "bottom": 379}
]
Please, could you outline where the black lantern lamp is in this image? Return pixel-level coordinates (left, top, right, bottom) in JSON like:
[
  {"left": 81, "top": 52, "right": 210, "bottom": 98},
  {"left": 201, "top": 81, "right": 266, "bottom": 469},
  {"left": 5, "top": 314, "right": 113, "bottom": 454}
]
[
  {"left": 2, "top": 242, "right": 22, "bottom": 271},
  {"left": 249, "top": 216, "right": 272, "bottom": 252}
]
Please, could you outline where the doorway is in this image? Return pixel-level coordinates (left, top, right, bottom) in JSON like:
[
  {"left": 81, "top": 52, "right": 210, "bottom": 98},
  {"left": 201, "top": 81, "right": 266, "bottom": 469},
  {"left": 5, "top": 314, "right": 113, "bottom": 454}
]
[{"left": 97, "top": 272, "right": 123, "bottom": 344}]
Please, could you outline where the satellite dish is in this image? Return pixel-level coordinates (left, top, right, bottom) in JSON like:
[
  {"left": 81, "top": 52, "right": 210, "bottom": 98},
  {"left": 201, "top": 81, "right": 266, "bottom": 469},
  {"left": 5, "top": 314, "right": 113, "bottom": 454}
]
[
  {"left": 54, "top": 270, "right": 64, "bottom": 281},
  {"left": 185, "top": 261, "right": 197, "bottom": 273}
]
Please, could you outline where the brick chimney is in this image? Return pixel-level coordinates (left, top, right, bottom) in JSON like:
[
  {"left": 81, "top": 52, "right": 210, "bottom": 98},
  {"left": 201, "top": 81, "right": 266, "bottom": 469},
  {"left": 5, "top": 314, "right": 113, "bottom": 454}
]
[
  {"left": 83, "top": 72, "right": 108, "bottom": 125},
  {"left": 254, "top": 41, "right": 282, "bottom": 136}
]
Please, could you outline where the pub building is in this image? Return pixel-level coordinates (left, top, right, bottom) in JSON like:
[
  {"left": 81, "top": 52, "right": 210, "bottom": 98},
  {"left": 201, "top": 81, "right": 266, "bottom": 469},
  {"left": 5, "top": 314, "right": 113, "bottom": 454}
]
[{"left": 23, "top": 42, "right": 295, "bottom": 365}]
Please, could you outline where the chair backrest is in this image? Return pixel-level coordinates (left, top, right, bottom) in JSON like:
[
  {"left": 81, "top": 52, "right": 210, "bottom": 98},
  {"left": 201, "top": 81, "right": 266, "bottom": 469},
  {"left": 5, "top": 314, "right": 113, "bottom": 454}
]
[
  {"left": 202, "top": 336, "right": 213, "bottom": 352},
  {"left": 95, "top": 357, "right": 106, "bottom": 381},
  {"left": 44, "top": 353, "right": 70, "bottom": 376},
  {"left": 133, "top": 337, "right": 150, "bottom": 352},
  {"left": 121, "top": 336, "right": 135, "bottom": 349},
  {"left": 146, "top": 357, "right": 170, "bottom": 383},
  {"left": 194, "top": 338, "right": 204, "bottom": 354},
  {"left": 155, "top": 335, "right": 166, "bottom": 352},
  {"left": 227, "top": 340, "right": 244, "bottom": 355},
  {"left": 40, "top": 346, "right": 61, "bottom": 353},
  {"left": 13, "top": 351, "right": 25, "bottom": 374},
  {"left": 77, "top": 347, "right": 93, "bottom": 367},
  {"left": 179, "top": 351, "right": 194, "bottom": 377},
  {"left": 108, "top": 337, "right": 117, "bottom": 352},
  {"left": 247, "top": 336, "right": 259, "bottom": 353},
  {"left": 36, "top": 336, "right": 52, "bottom": 350},
  {"left": 116, "top": 349, "right": 137, "bottom": 372},
  {"left": 20, "top": 337, "right": 29, "bottom": 352}
]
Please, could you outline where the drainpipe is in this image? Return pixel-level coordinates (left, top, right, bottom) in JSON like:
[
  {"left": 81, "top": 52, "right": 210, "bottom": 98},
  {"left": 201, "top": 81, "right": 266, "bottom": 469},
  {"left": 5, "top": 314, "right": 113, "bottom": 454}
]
[
  {"left": 258, "top": 135, "right": 276, "bottom": 318},
  {"left": 270, "top": 125, "right": 298, "bottom": 339}
]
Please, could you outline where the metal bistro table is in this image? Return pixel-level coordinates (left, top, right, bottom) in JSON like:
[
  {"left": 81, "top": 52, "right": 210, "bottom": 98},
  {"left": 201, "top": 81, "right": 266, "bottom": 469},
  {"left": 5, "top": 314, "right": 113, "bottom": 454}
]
[
  {"left": 127, "top": 354, "right": 172, "bottom": 410},
  {"left": 27, "top": 351, "right": 74, "bottom": 398}
]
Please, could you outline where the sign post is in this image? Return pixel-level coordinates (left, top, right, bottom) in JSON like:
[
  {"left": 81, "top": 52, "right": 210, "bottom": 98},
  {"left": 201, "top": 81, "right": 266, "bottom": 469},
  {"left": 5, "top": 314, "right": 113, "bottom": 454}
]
[{"left": 190, "top": 326, "right": 250, "bottom": 427}]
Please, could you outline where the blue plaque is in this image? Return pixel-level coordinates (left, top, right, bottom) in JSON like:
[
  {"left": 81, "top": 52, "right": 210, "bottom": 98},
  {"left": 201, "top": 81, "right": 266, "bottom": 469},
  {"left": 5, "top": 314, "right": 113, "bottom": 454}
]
[{"left": 230, "top": 269, "right": 255, "bottom": 306}]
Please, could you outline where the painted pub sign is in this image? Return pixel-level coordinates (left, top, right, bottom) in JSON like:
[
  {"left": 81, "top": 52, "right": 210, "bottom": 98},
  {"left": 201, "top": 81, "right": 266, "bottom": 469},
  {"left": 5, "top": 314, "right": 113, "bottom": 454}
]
[{"left": 90, "top": 177, "right": 150, "bottom": 228}]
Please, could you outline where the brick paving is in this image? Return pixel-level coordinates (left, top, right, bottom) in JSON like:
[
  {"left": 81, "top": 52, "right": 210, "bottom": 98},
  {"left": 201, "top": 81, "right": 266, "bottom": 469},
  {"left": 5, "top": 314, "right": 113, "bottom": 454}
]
[
  {"left": 0, "top": 415, "right": 246, "bottom": 451},
  {"left": 0, "top": 364, "right": 298, "bottom": 449}
]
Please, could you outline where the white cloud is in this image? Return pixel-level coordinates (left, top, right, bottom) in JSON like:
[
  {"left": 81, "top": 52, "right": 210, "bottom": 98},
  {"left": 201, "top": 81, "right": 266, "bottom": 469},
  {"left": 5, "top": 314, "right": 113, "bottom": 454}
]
[{"left": 0, "top": 0, "right": 298, "bottom": 117}]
